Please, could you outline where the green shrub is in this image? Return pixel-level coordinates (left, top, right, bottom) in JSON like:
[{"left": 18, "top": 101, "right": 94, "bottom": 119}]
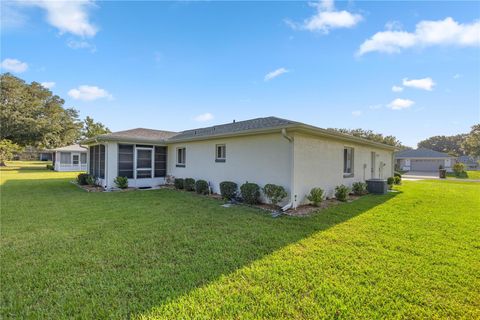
[
  {"left": 394, "top": 176, "right": 401, "bottom": 185},
  {"left": 174, "top": 178, "right": 184, "bottom": 190},
  {"left": 77, "top": 173, "right": 90, "bottom": 185},
  {"left": 46, "top": 164, "right": 54, "bottom": 170},
  {"left": 352, "top": 182, "right": 368, "bottom": 195},
  {"left": 453, "top": 162, "right": 465, "bottom": 176},
  {"left": 86, "top": 175, "right": 97, "bottom": 186},
  {"left": 240, "top": 182, "right": 260, "bottom": 205},
  {"left": 387, "top": 177, "right": 395, "bottom": 189},
  {"left": 335, "top": 185, "right": 350, "bottom": 202},
  {"left": 114, "top": 176, "right": 129, "bottom": 189},
  {"left": 262, "top": 184, "right": 287, "bottom": 206},
  {"left": 394, "top": 171, "right": 402, "bottom": 178},
  {"left": 306, "top": 187, "right": 324, "bottom": 207},
  {"left": 220, "top": 181, "right": 237, "bottom": 200},
  {"left": 184, "top": 178, "right": 196, "bottom": 191},
  {"left": 195, "top": 180, "right": 209, "bottom": 195}
]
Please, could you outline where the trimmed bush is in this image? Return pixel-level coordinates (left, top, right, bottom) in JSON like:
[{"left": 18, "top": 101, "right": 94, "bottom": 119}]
[
  {"left": 240, "top": 182, "right": 260, "bottom": 205},
  {"left": 86, "top": 175, "right": 97, "bottom": 186},
  {"left": 220, "top": 181, "right": 237, "bottom": 200},
  {"left": 335, "top": 185, "right": 350, "bottom": 202},
  {"left": 306, "top": 187, "right": 324, "bottom": 207},
  {"left": 184, "top": 178, "right": 196, "bottom": 191},
  {"left": 387, "top": 177, "right": 395, "bottom": 189},
  {"left": 114, "top": 176, "right": 129, "bottom": 189},
  {"left": 46, "top": 164, "right": 54, "bottom": 170},
  {"left": 394, "top": 171, "right": 402, "bottom": 178},
  {"left": 77, "top": 173, "right": 90, "bottom": 185},
  {"left": 394, "top": 176, "right": 401, "bottom": 185},
  {"left": 352, "top": 182, "right": 368, "bottom": 195},
  {"left": 262, "top": 184, "right": 287, "bottom": 206},
  {"left": 453, "top": 162, "right": 465, "bottom": 177},
  {"left": 174, "top": 178, "right": 184, "bottom": 190},
  {"left": 195, "top": 180, "right": 209, "bottom": 195}
]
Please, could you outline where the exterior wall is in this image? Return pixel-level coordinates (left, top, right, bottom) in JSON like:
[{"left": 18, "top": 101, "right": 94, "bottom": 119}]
[
  {"left": 167, "top": 133, "right": 292, "bottom": 203},
  {"left": 292, "top": 133, "right": 393, "bottom": 205},
  {"left": 395, "top": 157, "right": 453, "bottom": 172}
]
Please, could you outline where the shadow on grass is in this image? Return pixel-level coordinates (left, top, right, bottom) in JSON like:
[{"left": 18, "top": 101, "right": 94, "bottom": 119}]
[{"left": 1, "top": 175, "right": 399, "bottom": 318}]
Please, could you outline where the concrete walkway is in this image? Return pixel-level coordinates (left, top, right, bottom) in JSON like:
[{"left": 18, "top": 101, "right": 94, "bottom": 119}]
[{"left": 402, "top": 171, "right": 439, "bottom": 180}]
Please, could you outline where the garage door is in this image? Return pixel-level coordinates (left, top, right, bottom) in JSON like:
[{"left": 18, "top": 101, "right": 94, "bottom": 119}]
[{"left": 410, "top": 159, "right": 444, "bottom": 171}]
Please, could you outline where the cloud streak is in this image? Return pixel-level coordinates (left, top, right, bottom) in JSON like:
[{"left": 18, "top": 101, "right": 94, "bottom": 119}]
[
  {"left": 402, "top": 77, "right": 435, "bottom": 91},
  {"left": 194, "top": 113, "right": 214, "bottom": 122},
  {"left": 264, "top": 68, "right": 289, "bottom": 81},
  {"left": 0, "top": 58, "right": 28, "bottom": 73},
  {"left": 68, "top": 85, "right": 112, "bottom": 101}
]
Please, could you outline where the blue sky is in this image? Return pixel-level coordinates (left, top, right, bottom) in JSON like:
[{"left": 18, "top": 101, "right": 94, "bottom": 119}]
[{"left": 1, "top": 0, "right": 479, "bottom": 147}]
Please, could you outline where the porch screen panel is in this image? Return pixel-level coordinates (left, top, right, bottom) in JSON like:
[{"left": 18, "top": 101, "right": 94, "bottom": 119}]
[
  {"left": 89, "top": 147, "right": 94, "bottom": 175},
  {"left": 136, "top": 149, "right": 152, "bottom": 179},
  {"left": 118, "top": 144, "right": 134, "bottom": 178},
  {"left": 89, "top": 145, "right": 105, "bottom": 179},
  {"left": 60, "top": 152, "right": 71, "bottom": 164},
  {"left": 81, "top": 153, "right": 87, "bottom": 164},
  {"left": 99, "top": 145, "right": 105, "bottom": 179},
  {"left": 154, "top": 146, "right": 167, "bottom": 177}
]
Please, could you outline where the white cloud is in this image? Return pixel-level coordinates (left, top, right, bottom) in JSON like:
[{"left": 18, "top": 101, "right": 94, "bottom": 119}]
[
  {"left": 351, "top": 110, "right": 362, "bottom": 117},
  {"left": 392, "top": 85, "right": 404, "bottom": 92},
  {"left": 402, "top": 77, "right": 435, "bottom": 91},
  {"left": 287, "top": 0, "right": 362, "bottom": 34},
  {"left": 453, "top": 73, "right": 462, "bottom": 79},
  {"left": 41, "top": 82, "right": 55, "bottom": 89},
  {"left": 21, "top": 0, "right": 97, "bottom": 37},
  {"left": 66, "top": 39, "right": 97, "bottom": 52},
  {"left": 0, "top": 58, "right": 28, "bottom": 73},
  {"left": 194, "top": 113, "right": 214, "bottom": 122},
  {"left": 388, "top": 98, "right": 415, "bottom": 110},
  {"left": 264, "top": 67, "right": 289, "bottom": 81},
  {"left": 358, "top": 17, "right": 480, "bottom": 55},
  {"left": 68, "top": 85, "right": 112, "bottom": 101}
]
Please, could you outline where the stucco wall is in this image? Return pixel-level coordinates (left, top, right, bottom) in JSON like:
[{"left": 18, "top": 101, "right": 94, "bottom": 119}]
[
  {"left": 167, "top": 133, "right": 292, "bottom": 202},
  {"left": 292, "top": 133, "right": 393, "bottom": 205}
]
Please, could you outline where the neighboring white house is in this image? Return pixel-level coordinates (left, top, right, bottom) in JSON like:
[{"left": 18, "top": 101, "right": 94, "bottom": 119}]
[
  {"left": 83, "top": 117, "right": 395, "bottom": 208},
  {"left": 51, "top": 144, "right": 88, "bottom": 172},
  {"left": 395, "top": 148, "right": 455, "bottom": 172}
]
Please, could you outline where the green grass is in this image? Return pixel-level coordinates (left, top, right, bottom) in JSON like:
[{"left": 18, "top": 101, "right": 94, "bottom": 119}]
[
  {"left": 1, "top": 162, "right": 479, "bottom": 319},
  {"left": 447, "top": 170, "right": 480, "bottom": 180}
]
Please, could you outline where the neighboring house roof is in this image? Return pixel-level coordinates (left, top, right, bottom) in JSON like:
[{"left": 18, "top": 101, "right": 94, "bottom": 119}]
[
  {"left": 395, "top": 148, "right": 452, "bottom": 158},
  {"left": 82, "top": 116, "right": 397, "bottom": 150},
  {"left": 52, "top": 144, "right": 87, "bottom": 152},
  {"left": 457, "top": 155, "right": 479, "bottom": 165},
  {"left": 84, "top": 128, "right": 178, "bottom": 144}
]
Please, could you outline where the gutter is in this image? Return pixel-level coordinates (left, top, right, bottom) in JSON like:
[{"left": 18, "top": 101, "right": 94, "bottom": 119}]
[{"left": 281, "top": 128, "right": 294, "bottom": 211}]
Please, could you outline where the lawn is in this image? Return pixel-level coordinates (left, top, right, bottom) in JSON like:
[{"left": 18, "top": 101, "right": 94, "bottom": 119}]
[
  {"left": 1, "top": 162, "right": 479, "bottom": 319},
  {"left": 447, "top": 170, "right": 480, "bottom": 180}
]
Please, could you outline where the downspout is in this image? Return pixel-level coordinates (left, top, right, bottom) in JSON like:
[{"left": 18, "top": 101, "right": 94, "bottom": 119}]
[{"left": 281, "top": 129, "right": 295, "bottom": 211}]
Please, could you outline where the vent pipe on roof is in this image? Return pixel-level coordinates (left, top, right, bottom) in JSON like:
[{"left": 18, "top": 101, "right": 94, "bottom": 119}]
[{"left": 233, "top": 120, "right": 236, "bottom": 123}]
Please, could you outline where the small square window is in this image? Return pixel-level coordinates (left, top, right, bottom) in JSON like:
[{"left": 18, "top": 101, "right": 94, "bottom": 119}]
[
  {"left": 176, "top": 147, "right": 186, "bottom": 167},
  {"left": 215, "top": 144, "right": 226, "bottom": 162}
]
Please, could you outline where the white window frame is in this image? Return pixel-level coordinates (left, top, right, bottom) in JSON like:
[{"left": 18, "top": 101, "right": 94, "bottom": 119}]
[
  {"left": 135, "top": 147, "right": 154, "bottom": 179},
  {"left": 176, "top": 147, "right": 186, "bottom": 167},
  {"left": 215, "top": 144, "right": 226, "bottom": 162},
  {"left": 343, "top": 147, "right": 354, "bottom": 177}
]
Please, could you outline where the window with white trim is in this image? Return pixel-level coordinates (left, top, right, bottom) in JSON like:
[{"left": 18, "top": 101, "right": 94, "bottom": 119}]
[
  {"left": 343, "top": 147, "right": 354, "bottom": 177},
  {"left": 215, "top": 144, "right": 226, "bottom": 162},
  {"left": 176, "top": 147, "right": 186, "bottom": 167}
]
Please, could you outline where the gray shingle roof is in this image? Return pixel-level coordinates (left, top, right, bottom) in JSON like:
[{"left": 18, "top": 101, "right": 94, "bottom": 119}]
[
  {"left": 169, "top": 117, "right": 298, "bottom": 141},
  {"left": 395, "top": 148, "right": 451, "bottom": 158},
  {"left": 93, "top": 128, "right": 178, "bottom": 142}
]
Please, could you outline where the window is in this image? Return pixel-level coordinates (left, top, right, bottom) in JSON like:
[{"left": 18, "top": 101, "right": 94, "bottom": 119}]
[
  {"left": 80, "top": 153, "right": 87, "bottom": 164},
  {"left": 154, "top": 146, "right": 167, "bottom": 177},
  {"left": 136, "top": 148, "right": 153, "bottom": 179},
  {"left": 215, "top": 144, "right": 226, "bottom": 162},
  {"left": 343, "top": 147, "right": 354, "bottom": 177},
  {"left": 89, "top": 145, "right": 105, "bottom": 179},
  {"left": 118, "top": 144, "right": 134, "bottom": 178},
  {"left": 176, "top": 147, "right": 186, "bottom": 167},
  {"left": 72, "top": 154, "right": 79, "bottom": 165},
  {"left": 60, "top": 152, "right": 71, "bottom": 164}
]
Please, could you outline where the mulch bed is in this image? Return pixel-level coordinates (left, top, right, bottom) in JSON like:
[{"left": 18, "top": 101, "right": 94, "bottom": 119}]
[{"left": 73, "top": 182, "right": 105, "bottom": 192}]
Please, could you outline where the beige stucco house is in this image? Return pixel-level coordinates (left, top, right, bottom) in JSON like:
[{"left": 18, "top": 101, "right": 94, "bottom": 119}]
[{"left": 83, "top": 117, "right": 395, "bottom": 208}]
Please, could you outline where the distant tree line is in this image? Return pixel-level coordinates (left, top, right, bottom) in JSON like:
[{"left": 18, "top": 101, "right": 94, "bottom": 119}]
[
  {"left": 328, "top": 128, "right": 409, "bottom": 149},
  {"left": 417, "top": 125, "right": 480, "bottom": 157},
  {"left": 0, "top": 73, "right": 111, "bottom": 165}
]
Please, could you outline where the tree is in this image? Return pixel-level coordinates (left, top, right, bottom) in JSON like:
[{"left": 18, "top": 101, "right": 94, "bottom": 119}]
[
  {"left": 417, "top": 134, "right": 467, "bottom": 156},
  {"left": 81, "top": 116, "right": 111, "bottom": 139},
  {"left": 0, "top": 73, "right": 82, "bottom": 148},
  {"left": 328, "top": 128, "right": 408, "bottom": 148},
  {"left": 462, "top": 124, "right": 480, "bottom": 157},
  {"left": 0, "top": 139, "right": 22, "bottom": 166}
]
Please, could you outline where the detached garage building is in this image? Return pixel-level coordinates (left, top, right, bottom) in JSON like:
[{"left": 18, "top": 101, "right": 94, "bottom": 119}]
[{"left": 395, "top": 148, "right": 455, "bottom": 172}]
